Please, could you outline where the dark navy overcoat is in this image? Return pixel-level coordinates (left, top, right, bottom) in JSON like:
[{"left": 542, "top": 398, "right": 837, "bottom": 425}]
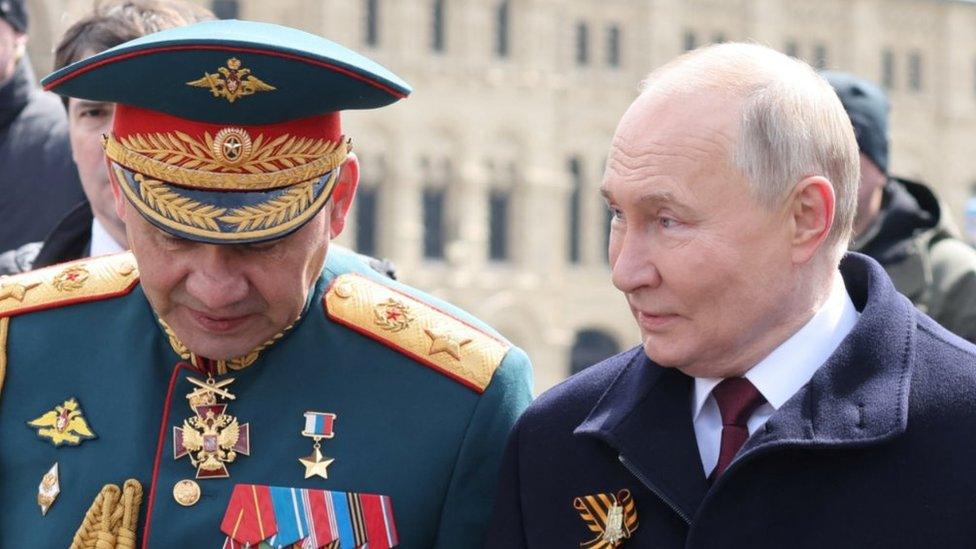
[{"left": 488, "top": 253, "right": 976, "bottom": 548}]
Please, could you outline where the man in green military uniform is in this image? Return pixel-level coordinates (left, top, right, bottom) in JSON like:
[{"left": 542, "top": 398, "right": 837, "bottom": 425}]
[
  {"left": 0, "top": 20, "right": 532, "bottom": 548},
  {"left": 824, "top": 71, "right": 976, "bottom": 344}
]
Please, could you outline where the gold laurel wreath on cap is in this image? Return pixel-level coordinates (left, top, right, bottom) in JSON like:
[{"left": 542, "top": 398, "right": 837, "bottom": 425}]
[
  {"left": 114, "top": 166, "right": 338, "bottom": 240},
  {"left": 103, "top": 131, "right": 350, "bottom": 191}
]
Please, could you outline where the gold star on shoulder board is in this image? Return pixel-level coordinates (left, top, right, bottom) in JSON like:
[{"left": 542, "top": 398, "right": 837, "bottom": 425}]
[
  {"left": 299, "top": 446, "right": 335, "bottom": 479},
  {"left": 424, "top": 328, "right": 472, "bottom": 361}
]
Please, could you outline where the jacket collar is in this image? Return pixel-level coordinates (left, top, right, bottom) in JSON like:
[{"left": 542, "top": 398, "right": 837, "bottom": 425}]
[
  {"left": 574, "top": 253, "right": 914, "bottom": 519},
  {"left": 0, "top": 60, "right": 35, "bottom": 129}
]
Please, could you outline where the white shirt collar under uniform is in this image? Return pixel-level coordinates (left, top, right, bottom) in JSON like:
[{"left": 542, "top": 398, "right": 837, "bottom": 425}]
[
  {"left": 89, "top": 217, "right": 125, "bottom": 258},
  {"left": 691, "top": 273, "right": 860, "bottom": 477}
]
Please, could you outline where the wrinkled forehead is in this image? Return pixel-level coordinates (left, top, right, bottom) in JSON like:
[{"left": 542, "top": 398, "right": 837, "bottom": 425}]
[{"left": 618, "top": 88, "right": 743, "bottom": 145}]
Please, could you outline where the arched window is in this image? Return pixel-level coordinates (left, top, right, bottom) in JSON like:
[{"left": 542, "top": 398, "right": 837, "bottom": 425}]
[
  {"left": 495, "top": 0, "right": 510, "bottom": 58},
  {"left": 570, "top": 329, "right": 621, "bottom": 375},
  {"left": 575, "top": 21, "right": 589, "bottom": 65},
  {"left": 487, "top": 160, "right": 515, "bottom": 262},
  {"left": 421, "top": 157, "right": 451, "bottom": 259},
  {"left": 568, "top": 156, "right": 583, "bottom": 264},
  {"left": 881, "top": 49, "right": 895, "bottom": 89},
  {"left": 432, "top": 0, "right": 446, "bottom": 53},
  {"left": 908, "top": 51, "right": 923, "bottom": 92},
  {"left": 356, "top": 154, "right": 384, "bottom": 256},
  {"left": 606, "top": 24, "right": 621, "bottom": 68},
  {"left": 211, "top": 0, "right": 238, "bottom": 19},
  {"left": 364, "top": 0, "right": 380, "bottom": 47}
]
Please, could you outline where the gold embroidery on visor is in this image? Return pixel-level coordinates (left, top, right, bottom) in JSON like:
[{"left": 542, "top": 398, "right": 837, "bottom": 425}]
[
  {"left": 103, "top": 133, "right": 349, "bottom": 191},
  {"left": 114, "top": 165, "right": 338, "bottom": 241}
]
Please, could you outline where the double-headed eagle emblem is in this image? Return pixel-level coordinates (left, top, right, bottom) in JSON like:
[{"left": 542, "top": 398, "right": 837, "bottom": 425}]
[
  {"left": 27, "top": 398, "right": 97, "bottom": 446},
  {"left": 186, "top": 57, "right": 276, "bottom": 103},
  {"left": 173, "top": 376, "right": 250, "bottom": 478}
]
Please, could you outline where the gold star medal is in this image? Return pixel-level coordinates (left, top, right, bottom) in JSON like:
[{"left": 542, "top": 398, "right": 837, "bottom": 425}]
[
  {"left": 173, "top": 374, "right": 250, "bottom": 479},
  {"left": 37, "top": 462, "right": 61, "bottom": 516},
  {"left": 27, "top": 397, "right": 97, "bottom": 446},
  {"left": 299, "top": 411, "right": 336, "bottom": 479}
]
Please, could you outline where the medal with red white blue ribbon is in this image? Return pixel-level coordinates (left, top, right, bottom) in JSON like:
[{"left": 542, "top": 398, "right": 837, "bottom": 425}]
[{"left": 299, "top": 411, "right": 337, "bottom": 479}]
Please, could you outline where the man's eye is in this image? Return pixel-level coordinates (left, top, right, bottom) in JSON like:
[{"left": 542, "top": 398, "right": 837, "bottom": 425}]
[{"left": 659, "top": 217, "right": 678, "bottom": 229}]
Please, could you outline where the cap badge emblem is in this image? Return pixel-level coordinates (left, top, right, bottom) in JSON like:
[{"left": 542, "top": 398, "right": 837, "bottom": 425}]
[
  {"left": 213, "top": 127, "right": 253, "bottom": 167},
  {"left": 186, "top": 57, "right": 276, "bottom": 103},
  {"left": 573, "top": 489, "right": 639, "bottom": 547}
]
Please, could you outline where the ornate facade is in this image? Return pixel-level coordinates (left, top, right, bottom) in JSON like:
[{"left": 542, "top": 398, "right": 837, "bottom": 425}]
[{"left": 31, "top": 0, "right": 976, "bottom": 392}]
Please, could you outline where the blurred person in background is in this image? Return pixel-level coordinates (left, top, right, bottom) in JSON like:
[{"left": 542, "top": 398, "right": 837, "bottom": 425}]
[
  {"left": 0, "top": 0, "right": 85, "bottom": 252},
  {"left": 0, "top": 0, "right": 213, "bottom": 274},
  {"left": 824, "top": 71, "right": 976, "bottom": 343}
]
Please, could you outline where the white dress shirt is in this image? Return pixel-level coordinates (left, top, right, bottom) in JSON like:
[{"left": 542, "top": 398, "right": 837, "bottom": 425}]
[
  {"left": 89, "top": 217, "right": 124, "bottom": 258},
  {"left": 692, "top": 274, "right": 860, "bottom": 477}
]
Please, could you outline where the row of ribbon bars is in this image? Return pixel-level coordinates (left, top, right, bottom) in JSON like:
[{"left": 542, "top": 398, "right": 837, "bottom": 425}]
[{"left": 220, "top": 484, "right": 398, "bottom": 548}]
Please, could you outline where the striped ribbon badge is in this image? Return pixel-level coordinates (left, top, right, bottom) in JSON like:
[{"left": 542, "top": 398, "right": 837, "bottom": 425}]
[
  {"left": 573, "top": 489, "right": 639, "bottom": 548},
  {"left": 222, "top": 485, "right": 398, "bottom": 548}
]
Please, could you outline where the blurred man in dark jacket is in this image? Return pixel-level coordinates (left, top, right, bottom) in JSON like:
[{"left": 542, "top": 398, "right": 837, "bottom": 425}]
[
  {"left": 824, "top": 71, "right": 976, "bottom": 343},
  {"left": 0, "top": 0, "right": 212, "bottom": 274},
  {"left": 0, "top": 0, "right": 85, "bottom": 251}
]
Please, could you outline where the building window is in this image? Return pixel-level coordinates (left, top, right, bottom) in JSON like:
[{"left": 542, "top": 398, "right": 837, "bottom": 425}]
[
  {"left": 211, "top": 0, "right": 238, "bottom": 19},
  {"left": 784, "top": 40, "right": 799, "bottom": 58},
  {"left": 364, "top": 0, "right": 380, "bottom": 47},
  {"left": 356, "top": 185, "right": 378, "bottom": 255},
  {"left": 908, "top": 51, "right": 923, "bottom": 92},
  {"left": 431, "top": 0, "right": 446, "bottom": 53},
  {"left": 422, "top": 187, "right": 446, "bottom": 259},
  {"left": 495, "top": 0, "right": 510, "bottom": 58},
  {"left": 813, "top": 43, "right": 828, "bottom": 69},
  {"left": 606, "top": 25, "right": 621, "bottom": 68},
  {"left": 489, "top": 189, "right": 510, "bottom": 261},
  {"left": 568, "top": 157, "right": 583, "bottom": 264},
  {"left": 570, "top": 329, "right": 620, "bottom": 375},
  {"left": 683, "top": 30, "right": 697, "bottom": 52},
  {"left": 575, "top": 22, "right": 589, "bottom": 65},
  {"left": 881, "top": 49, "right": 895, "bottom": 90}
]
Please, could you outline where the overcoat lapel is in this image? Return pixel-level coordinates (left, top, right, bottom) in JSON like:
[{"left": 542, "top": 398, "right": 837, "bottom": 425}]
[{"left": 575, "top": 350, "right": 707, "bottom": 523}]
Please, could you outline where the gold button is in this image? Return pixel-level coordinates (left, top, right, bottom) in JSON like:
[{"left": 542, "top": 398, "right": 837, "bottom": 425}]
[
  {"left": 334, "top": 282, "right": 353, "bottom": 299},
  {"left": 173, "top": 479, "right": 201, "bottom": 507}
]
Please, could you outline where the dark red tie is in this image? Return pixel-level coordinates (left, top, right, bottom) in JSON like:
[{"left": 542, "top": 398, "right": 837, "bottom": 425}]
[{"left": 710, "top": 377, "right": 767, "bottom": 481}]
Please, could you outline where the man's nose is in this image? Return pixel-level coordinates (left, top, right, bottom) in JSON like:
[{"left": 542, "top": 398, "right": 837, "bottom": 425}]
[
  {"left": 184, "top": 246, "right": 250, "bottom": 311},
  {"left": 610, "top": 231, "right": 662, "bottom": 294}
]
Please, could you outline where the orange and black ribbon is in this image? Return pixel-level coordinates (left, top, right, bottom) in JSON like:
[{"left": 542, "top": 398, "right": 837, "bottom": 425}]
[{"left": 573, "top": 489, "right": 639, "bottom": 548}]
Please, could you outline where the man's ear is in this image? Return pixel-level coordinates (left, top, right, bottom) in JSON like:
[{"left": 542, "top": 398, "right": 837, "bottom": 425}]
[
  {"left": 328, "top": 153, "right": 360, "bottom": 238},
  {"left": 789, "top": 175, "right": 835, "bottom": 264},
  {"left": 107, "top": 160, "right": 128, "bottom": 222}
]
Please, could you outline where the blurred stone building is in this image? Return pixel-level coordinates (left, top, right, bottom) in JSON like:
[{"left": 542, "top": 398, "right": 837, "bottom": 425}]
[{"left": 28, "top": 0, "right": 976, "bottom": 392}]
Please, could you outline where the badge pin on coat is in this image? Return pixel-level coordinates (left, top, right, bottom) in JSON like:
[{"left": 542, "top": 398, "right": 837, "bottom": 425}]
[
  {"left": 299, "top": 411, "right": 337, "bottom": 479},
  {"left": 37, "top": 463, "right": 61, "bottom": 515},
  {"left": 573, "top": 489, "right": 639, "bottom": 548}
]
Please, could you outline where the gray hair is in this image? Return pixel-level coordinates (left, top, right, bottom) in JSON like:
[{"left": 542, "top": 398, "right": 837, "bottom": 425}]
[{"left": 640, "top": 43, "right": 859, "bottom": 259}]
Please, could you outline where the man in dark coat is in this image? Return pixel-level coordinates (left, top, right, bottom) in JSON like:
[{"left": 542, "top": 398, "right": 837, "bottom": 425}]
[
  {"left": 0, "top": 0, "right": 85, "bottom": 251},
  {"left": 823, "top": 71, "right": 976, "bottom": 344},
  {"left": 487, "top": 43, "right": 976, "bottom": 548}
]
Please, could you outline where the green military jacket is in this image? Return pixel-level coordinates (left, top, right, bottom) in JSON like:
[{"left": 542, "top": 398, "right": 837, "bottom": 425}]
[
  {"left": 0, "top": 247, "right": 532, "bottom": 547},
  {"left": 853, "top": 178, "right": 976, "bottom": 344}
]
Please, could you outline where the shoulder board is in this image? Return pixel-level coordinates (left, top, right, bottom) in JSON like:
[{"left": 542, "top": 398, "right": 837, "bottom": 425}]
[
  {"left": 0, "top": 252, "right": 140, "bottom": 318},
  {"left": 324, "top": 273, "right": 511, "bottom": 394}
]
